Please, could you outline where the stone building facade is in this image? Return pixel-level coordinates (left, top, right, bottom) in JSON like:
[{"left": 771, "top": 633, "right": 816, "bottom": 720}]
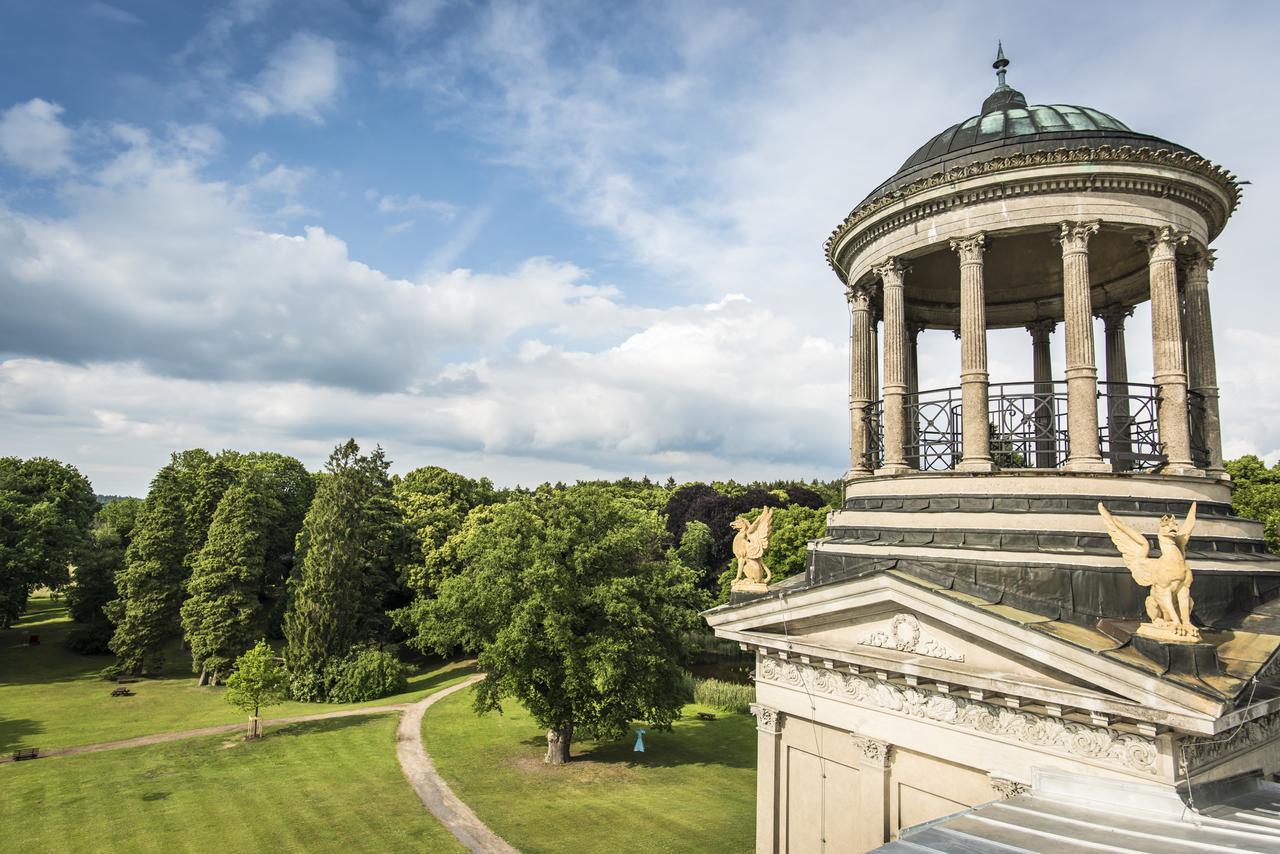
[{"left": 704, "top": 50, "right": 1280, "bottom": 852}]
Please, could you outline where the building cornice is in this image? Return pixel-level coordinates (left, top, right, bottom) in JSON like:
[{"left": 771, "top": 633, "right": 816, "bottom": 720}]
[{"left": 825, "top": 145, "right": 1242, "bottom": 282}]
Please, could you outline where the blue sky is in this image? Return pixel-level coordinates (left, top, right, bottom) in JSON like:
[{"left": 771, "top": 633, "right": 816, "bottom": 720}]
[{"left": 1, "top": 0, "right": 1279, "bottom": 495}]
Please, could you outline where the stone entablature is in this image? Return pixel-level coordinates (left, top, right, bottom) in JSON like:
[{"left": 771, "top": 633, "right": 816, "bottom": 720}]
[
  {"left": 757, "top": 653, "right": 1162, "bottom": 778},
  {"left": 1177, "top": 708, "right": 1280, "bottom": 776},
  {"left": 826, "top": 145, "right": 1240, "bottom": 280}
]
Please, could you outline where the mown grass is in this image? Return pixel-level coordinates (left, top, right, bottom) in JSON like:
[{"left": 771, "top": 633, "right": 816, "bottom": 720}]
[
  {"left": 1, "top": 596, "right": 474, "bottom": 751},
  {"left": 422, "top": 685, "right": 756, "bottom": 854},
  {"left": 0, "top": 713, "right": 462, "bottom": 853}
]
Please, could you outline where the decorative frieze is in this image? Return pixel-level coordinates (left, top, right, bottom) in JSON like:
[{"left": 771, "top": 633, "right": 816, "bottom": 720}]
[
  {"left": 825, "top": 144, "right": 1241, "bottom": 275},
  {"left": 1178, "top": 708, "right": 1280, "bottom": 774},
  {"left": 758, "top": 655, "right": 1159, "bottom": 775},
  {"left": 858, "top": 613, "right": 964, "bottom": 662}
]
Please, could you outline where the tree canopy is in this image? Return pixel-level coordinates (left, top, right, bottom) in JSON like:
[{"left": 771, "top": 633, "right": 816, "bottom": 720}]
[
  {"left": 398, "top": 484, "right": 704, "bottom": 763},
  {"left": 1227, "top": 455, "right": 1280, "bottom": 554},
  {"left": 225, "top": 639, "right": 289, "bottom": 737}
]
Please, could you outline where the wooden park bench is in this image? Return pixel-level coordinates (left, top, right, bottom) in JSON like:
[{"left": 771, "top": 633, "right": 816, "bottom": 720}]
[
  {"left": 111, "top": 687, "right": 135, "bottom": 697},
  {"left": 696, "top": 712, "right": 717, "bottom": 721},
  {"left": 12, "top": 748, "right": 39, "bottom": 761}
]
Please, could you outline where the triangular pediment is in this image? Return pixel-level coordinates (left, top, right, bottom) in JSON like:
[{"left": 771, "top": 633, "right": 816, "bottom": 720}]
[{"left": 705, "top": 571, "right": 1230, "bottom": 728}]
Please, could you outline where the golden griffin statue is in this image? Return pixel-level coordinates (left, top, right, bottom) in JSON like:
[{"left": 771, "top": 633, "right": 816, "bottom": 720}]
[
  {"left": 1098, "top": 501, "right": 1201, "bottom": 643},
  {"left": 730, "top": 506, "right": 773, "bottom": 593}
]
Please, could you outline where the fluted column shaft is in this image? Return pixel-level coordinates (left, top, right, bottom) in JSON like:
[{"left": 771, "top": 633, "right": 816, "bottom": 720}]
[
  {"left": 950, "top": 233, "right": 994, "bottom": 471},
  {"left": 1059, "top": 221, "right": 1107, "bottom": 471},
  {"left": 876, "top": 258, "right": 910, "bottom": 473},
  {"left": 906, "top": 323, "right": 923, "bottom": 468},
  {"left": 1098, "top": 306, "right": 1134, "bottom": 471},
  {"left": 1027, "top": 320, "right": 1057, "bottom": 468},
  {"left": 1147, "top": 227, "right": 1196, "bottom": 474},
  {"left": 847, "top": 282, "right": 876, "bottom": 475},
  {"left": 1183, "top": 249, "right": 1224, "bottom": 473}
]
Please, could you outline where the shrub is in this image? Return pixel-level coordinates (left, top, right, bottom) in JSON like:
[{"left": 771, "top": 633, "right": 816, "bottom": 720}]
[
  {"left": 325, "top": 645, "right": 409, "bottom": 703},
  {"left": 675, "top": 669, "right": 697, "bottom": 704},
  {"left": 694, "top": 678, "right": 755, "bottom": 714}
]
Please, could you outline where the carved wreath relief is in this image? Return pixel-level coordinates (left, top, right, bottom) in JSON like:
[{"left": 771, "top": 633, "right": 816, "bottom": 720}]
[{"left": 859, "top": 613, "right": 964, "bottom": 662}]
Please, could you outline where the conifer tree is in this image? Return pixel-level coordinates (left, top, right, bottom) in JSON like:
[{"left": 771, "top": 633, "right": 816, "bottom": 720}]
[
  {"left": 181, "top": 482, "right": 269, "bottom": 684},
  {"left": 106, "top": 468, "right": 187, "bottom": 673},
  {"left": 283, "top": 440, "right": 406, "bottom": 695}
]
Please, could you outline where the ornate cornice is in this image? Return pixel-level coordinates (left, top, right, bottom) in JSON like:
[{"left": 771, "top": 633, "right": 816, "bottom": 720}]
[
  {"left": 826, "top": 145, "right": 1242, "bottom": 281},
  {"left": 1178, "top": 707, "right": 1280, "bottom": 775},
  {"left": 758, "top": 656, "right": 1159, "bottom": 776},
  {"left": 858, "top": 613, "right": 964, "bottom": 662}
]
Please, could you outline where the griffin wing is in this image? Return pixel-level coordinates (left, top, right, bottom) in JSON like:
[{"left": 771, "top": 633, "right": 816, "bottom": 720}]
[
  {"left": 745, "top": 506, "right": 772, "bottom": 558},
  {"left": 1174, "top": 501, "right": 1197, "bottom": 554},
  {"left": 1098, "top": 502, "right": 1154, "bottom": 586}
]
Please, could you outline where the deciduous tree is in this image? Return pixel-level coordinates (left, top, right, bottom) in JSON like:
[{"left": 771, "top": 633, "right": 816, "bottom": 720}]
[{"left": 225, "top": 639, "right": 289, "bottom": 738}]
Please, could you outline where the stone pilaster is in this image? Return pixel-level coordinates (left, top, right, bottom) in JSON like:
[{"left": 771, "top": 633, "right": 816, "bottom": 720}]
[
  {"left": 850, "top": 734, "right": 892, "bottom": 850},
  {"left": 1026, "top": 319, "right": 1057, "bottom": 469},
  {"left": 847, "top": 282, "right": 877, "bottom": 476},
  {"left": 875, "top": 258, "right": 910, "bottom": 474},
  {"left": 752, "top": 703, "right": 783, "bottom": 854},
  {"left": 1058, "top": 221, "right": 1107, "bottom": 471},
  {"left": 1097, "top": 305, "right": 1134, "bottom": 472},
  {"left": 950, "top": 233, "right": 994, "bottom": 471},
  {"left": 1182, "top": 248, "right": 1225, "bottom": 475},
  {"left": 1145, "top": 227, "right": 1198, "bottom": 475}
]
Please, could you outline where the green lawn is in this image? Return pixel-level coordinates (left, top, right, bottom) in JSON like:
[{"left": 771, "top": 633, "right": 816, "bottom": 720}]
[
  {"left": 1, "top": 596, "right": 474, "bottom": 751},
  {"left": 0, "top": 713, "right": 462, "bottom": 853},
  {"left": 423, "top": 686, "right": 756, "bottom": 854}
]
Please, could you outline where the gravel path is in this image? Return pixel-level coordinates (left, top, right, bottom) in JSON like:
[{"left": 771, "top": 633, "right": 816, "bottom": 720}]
[
  {"left": 396, "top": 673, "right": 518, "bottom": 854},
  {"left": 0, "top": 703, "right": 410, "bottom": 764}
]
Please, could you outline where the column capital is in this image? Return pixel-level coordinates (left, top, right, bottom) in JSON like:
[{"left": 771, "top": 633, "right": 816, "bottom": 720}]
[
  {"left": 1180, "top": 247, "right": 1217, "bottom": 278},
  {"left": 845, "top": 280, "right": 877, "bottom": 309},
  {"left": 1057, "top": 220, "right": 1100, "bottom": 254},
  {"left": 1143, "top": 225, "right": 1190, "bottom": 262},
  {"left": 1094, "top": 303, "right": 1135, "bottom": 326},
  {"left": 872, "top": 256, "right": 909, "bottom": 286},
  {"left": 750, "top": 703, "right": 782, "bottom": 735},
  {"left": 907, "top": 321, "right": 926, "bottom": 342},
  {"left": 1025, "top": 319, "right": 1056, "bottom": 341},
  {"left": 850, "top": 734, "right": 892, "bottom": 768},
  {"left": 989, "top": 775, "right": 1031, "bottom": 799},
  {"left": 949, "top": 232, "right": 987, "bottom": 263}
]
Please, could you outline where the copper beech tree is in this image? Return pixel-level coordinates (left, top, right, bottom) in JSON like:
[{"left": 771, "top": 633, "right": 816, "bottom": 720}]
[{"left": 398, "top": 483, "right": 705, "bottom": 764}]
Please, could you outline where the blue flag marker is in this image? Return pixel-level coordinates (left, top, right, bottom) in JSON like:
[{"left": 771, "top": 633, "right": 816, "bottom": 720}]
[{"left": 634, "top": 728, "right": 647, "bottom": 752}]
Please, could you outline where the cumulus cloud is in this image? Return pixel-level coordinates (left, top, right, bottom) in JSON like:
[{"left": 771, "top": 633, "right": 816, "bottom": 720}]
[
  {"left": 237, "top": 32, "right": 341, "bottom": 122},
  {"left": 0, "top": 98, "right": 74, "bottom": 175}
]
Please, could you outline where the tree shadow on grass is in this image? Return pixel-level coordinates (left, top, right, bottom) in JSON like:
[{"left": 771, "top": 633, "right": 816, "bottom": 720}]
[
  {"left": 516, "top": 715, "right": 756, "bottom": 771},
  {"left": 0, "top": 717, "right": 44, "bottom": 753},
  {"left": 261, "top": 715, "right": 392, "bottom": 741},
  {"left": 405, "top": 660, "right": 477, "bottom": 696}
]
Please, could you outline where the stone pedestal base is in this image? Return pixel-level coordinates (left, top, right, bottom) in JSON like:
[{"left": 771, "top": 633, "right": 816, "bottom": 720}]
[
  {"left": 1064, "top": 459, "right": 1111, "bottom": 473},
  {"left": 956, "top": 459, "right": 997, "bottom": 473},
  {"left": 731, "top": 580, "right": 769, "bottom": 594},
  {"left": 1134, "top": 622, "right": 1202, "bottom": 644}
]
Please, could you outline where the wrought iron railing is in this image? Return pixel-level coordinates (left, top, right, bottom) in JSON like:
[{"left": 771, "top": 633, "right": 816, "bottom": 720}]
[
  {"left": 1188, "top": 389, "right": 1210, "bottom": 469},
  {"left": 862, "top": 381, "right": 1170, "bottom": 472}
]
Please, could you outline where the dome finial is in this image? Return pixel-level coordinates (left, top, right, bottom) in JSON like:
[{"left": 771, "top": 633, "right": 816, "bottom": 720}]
[{"left": 993, "top": 41, "right": 1009, "bottom": 90}]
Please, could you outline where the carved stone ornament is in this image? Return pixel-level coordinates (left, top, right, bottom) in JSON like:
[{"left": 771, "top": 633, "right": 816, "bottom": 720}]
[
  {"left": 1144, "top": 225, "right": 1190, "bottom": 262},
  {"left": 872, "top": 257, "right": 908, "bottom": 287},
  {"left": 949, "top": 232, "right": 987, "bottom": 262},
  {"left": 1178, "top": 708, "right": 1280, "bottom": 774},
  {"left": 859, "top": 613, "right": 965, "bottom": 662},
  {"left": 989, "top": 776, "right": 1031, "bottom": 799},
  {"left": 750, "top": 703, "right": 783, "bottom": 735},
  {"left": 730, "top": 507, "right": 773, "bottom": 593},
  {"left": 850, "top": 734, "right": 892, "bottom": 767},
  {"left": 845, "top": 280, "right": 877, "bottom": 309},
  {"left": 757, "top": 656, "right": 1158, "bottom": 775},
  {"left": 1098, "top": 502, "right": 1201, "bottom": 642},
  {"left": 1057, "top": 220, "right": 1100, "bottom": 254}
]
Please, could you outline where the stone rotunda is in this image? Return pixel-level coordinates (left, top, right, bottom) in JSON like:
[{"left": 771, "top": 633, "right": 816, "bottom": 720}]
[{"left": 705, "top": 49, "right": 1280, "bottom": 853}]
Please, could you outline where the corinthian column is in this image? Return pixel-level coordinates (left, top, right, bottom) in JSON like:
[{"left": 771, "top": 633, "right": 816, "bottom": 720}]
[
  {"left": 1183, "top": 248, "right": 1224, "bottom": 474},
  {"left": 847, "top": 281, "right": 877, "bottom": 476},
  {"left": 1058, "top": 221, "right": 1108, "bottom": 471},
  {"left": 906, "top": 323, "right": 923, "bottom": 468},
  {"left": 875, "top": 257, "right": 910, "bottom": 474},
  {"left": 1026, "top": 319, "right": 1057, "bottom": 468},
  {"left": 1146, "top": 227, "right": 1197, "bottom": 475},
  {"left": 950, "top": 233, "right": 994, "bottom": 471},
  {"left": 1097, "top": 305, "right": 1134, "bottom": 471}
]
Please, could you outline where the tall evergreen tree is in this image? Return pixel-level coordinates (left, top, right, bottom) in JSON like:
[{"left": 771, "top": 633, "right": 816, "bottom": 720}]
[
  {"left": 106, "top": 468, "right": 187, "bottom": 673},
  {"left": 284, "top": 440, "right": 407, "bottom": 694},
  {"left": 67, "top": 497, "right": 143, "bottom": 653},
  {"left": 181, "top": 482, "right": 270, "bottom": 684}
]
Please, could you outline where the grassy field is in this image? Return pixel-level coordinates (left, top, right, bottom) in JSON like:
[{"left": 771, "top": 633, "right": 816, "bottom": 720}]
[
  {"left": 422, "top": 685, "right": 756, "bottom": 854},
  {"left": 1, "top": 597, "right": 474, "bottom": 751},
  {"left": 0, "top": 713, "right": 462, "bottom": 853}
]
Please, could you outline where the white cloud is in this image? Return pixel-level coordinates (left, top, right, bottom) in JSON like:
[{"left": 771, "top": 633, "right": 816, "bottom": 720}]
[
  {"left": 383, "top": 0, "right": 447, "bottom": 35},
  {"left": 372, "top": 192, "right": 459, "bottom": 219},
  {"left": 237, "top": 33, "right": 341, "bottom": 122},
  {"left": 86, "top": 2, "right": 143, "bottom": 25},
  {"left": 0, "top": 98, "right": 74, "bottom": 175}
]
